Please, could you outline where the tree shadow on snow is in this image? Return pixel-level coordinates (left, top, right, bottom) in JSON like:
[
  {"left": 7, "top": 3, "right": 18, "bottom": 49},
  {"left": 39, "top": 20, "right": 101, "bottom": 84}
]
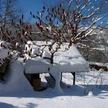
[
  {"left": 26, "top": 103, "right": 38, "bottom": 108},
  {"left": 0, "top": 84, "right": 108, "bottom": 98},
  {"left": 84, "top": 85, "right": 108, "bottom": 97},
  {"left": 0, "top": 102, "right": 16, "bottom": 108}
]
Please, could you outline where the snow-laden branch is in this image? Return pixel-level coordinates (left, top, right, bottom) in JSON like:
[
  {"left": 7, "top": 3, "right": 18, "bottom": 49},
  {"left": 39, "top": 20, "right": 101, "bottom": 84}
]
[
  {"left": 76, "top": 29, "right": 93, "bottom": 41},
  {"left": 75, "top": 17, "right": 102, "bottom": 40},
  {"left": 82, "top": 7, "right": 100, "bottom": 20}
]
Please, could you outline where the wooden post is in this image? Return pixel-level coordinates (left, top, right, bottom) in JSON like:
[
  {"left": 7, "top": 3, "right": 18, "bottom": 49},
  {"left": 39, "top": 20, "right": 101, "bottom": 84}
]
[
  {"left": 31, "top": 74, "right": 41, "bottom": 91},
  {"left": 72, "top": 72, "right": 75, "bottom": 85}
]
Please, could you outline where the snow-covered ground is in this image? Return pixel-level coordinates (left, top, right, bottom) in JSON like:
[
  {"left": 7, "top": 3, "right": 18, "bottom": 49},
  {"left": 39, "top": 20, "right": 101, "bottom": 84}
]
[
  {"left": 0, "top": 71, "right": 108, "bottom": 108},
  {"left": 0, "top": 41, "right": 108, "bottom": 108}
]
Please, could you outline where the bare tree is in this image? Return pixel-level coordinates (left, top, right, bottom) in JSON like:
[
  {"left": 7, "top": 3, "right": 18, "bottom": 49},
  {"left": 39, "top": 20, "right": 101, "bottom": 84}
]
[
  {"left": 29, "top": 0, "right": 108, "bottom": 63},
  {"left": 0, "top": 0, "right": 25, "bottom": 51},
  {"left": 1, "top": 0, "right": 108, "bottom": 63},
  {"left": 0, "top": 0, "right": 22, "bottom": 45}
]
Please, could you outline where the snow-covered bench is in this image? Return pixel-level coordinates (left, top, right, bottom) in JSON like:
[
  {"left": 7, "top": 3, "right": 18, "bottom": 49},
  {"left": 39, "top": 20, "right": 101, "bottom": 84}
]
[{"left": 24, "top": 44, "right": 90, "bottom": 92}]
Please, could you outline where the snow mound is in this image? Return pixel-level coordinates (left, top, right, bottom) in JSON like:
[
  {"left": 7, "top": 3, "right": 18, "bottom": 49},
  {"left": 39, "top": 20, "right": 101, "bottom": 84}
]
[{"left": 0, "top": 60, "right": 33, "bottom": 94}]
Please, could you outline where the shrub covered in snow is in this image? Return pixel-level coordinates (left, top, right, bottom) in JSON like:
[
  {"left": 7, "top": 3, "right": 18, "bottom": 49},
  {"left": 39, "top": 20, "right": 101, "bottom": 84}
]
[{"left": 24, "top": 41, "right": 41, "bottom": 60}]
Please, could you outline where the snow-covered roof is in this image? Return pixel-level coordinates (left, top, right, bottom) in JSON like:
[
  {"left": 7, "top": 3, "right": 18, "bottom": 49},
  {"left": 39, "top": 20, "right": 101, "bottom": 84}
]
[
  {"left": 56, "top": 44, "right": 82, "bottom": 58},
  {"left": 53, "top": 44, "right": 89, "bottom": 72}
]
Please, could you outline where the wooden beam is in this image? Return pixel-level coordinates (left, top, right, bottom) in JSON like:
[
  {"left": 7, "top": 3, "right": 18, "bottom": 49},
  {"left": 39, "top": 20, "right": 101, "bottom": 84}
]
[{"left": 72, "top": 72, "right": 75, "bottom": 85}]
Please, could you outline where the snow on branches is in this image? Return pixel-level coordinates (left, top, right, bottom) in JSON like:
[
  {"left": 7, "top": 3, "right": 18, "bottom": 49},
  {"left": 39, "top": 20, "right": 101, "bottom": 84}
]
[{"left": 30, "top": 0, "right": 108, "bottom": 48}]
